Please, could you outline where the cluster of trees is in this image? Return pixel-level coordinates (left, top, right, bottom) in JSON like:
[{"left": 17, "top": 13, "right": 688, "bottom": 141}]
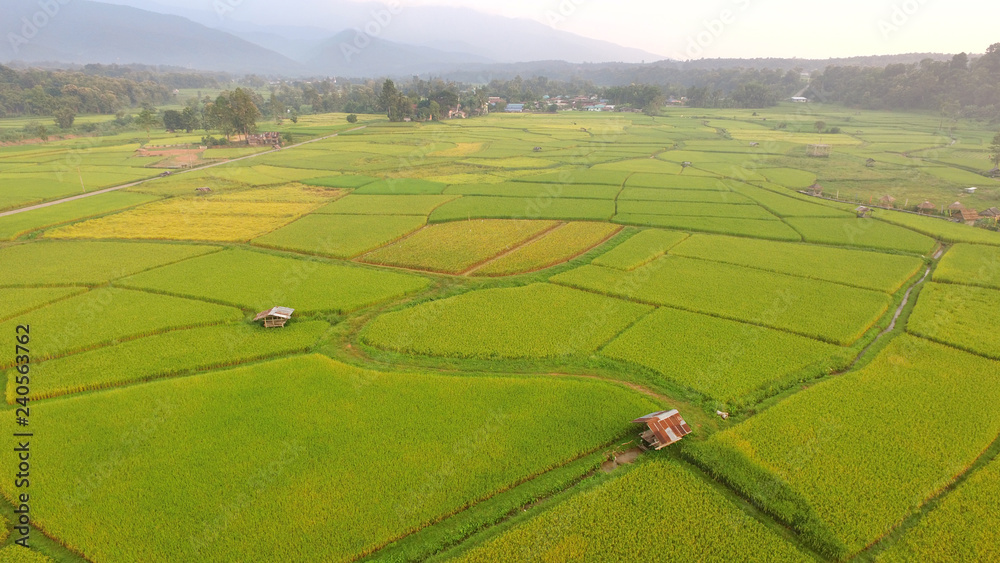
[
  {"left": 810, "top": 45, "right": 1000, "bottom": 119},
  {"left": 0, "top": 64, "right": 174, "bottom": 122}
]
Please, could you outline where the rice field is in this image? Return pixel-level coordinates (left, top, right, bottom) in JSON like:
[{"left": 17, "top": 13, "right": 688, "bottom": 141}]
[
  {"left": 689, "top": 335, "right": 1000, "bottom": 558},
  {"left": 119, "top": 248, "right": 431, "bottom": 313},
  {"left": 252, "top": 214, "right": 426, "bottom": 259},
  {"left": 3, "top": 107, "right": 999, "bottom": 562},
  {"left": 471, "top": 222, "right": 620, "bottom": 276},
  {"left": 551, "top": 257, "right": 891, "bottom": 345},
  {"left": 360, "top": 283, "right": 651, "bottom": 359},
  {"left": 361, "top": 220, "right": 559, "bottom": 274},
  {"left": 0, "top": 354, "right": 656, "bottom": 562},
  {"left": 602, "top": 308, "right": 848, "bottom": 404}
]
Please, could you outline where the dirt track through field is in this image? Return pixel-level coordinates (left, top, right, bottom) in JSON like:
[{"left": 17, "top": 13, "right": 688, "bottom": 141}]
[{"left": 0, "top": 126, "right": 368, "bottom": 219}]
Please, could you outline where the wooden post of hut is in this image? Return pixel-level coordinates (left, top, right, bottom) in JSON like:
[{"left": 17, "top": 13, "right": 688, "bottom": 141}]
[
  {"left": 808, "top": 144, "right": 832, "bottom": 158},
  {"left": 632, "top": 410, "right": 692, "bottom": 450},
  {"left": 254, "top": 307, "right": 295, "bottom": 328}
]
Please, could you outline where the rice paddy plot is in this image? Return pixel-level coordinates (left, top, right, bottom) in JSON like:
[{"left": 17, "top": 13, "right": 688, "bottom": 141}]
[
  {"left": 0, "top": 287, "right": 86, "bottom": 322},
  {"left": 353, "top": 178, "right": 448, "bottom": 195},
  {"left": 313, "top": 195, "right": 458, "bottom": 216},
  {"left": 472, "top": 222, "right": 621, "bottom": 276},
  {"left": 452, "top": 459, "right": 811, "bottom": 563},
  {"left": 205, "top": 183, "right": 344, "bottom": 203},
  {"left": 119, "top": 248, "right": 430, "bottom": 313},
  {"left": 0, "top": 288, "right": 242, "bottom": 364},
  {"left": 875, "top": 211, "right": 1000, "bottom": 246},
  {"left": 551, "top": 257, "right": 891, "bottom": 345},
  {"left": 515, "top": 169, "right": 630, "bottom": 186},
  {"left": 430, "top": 196, "right": 615, "bottom": 222},
  {"left": 1, "top": 354, "right": 656, "bottom": 562},
  {"left": 593, "top": 159, "right": 685, "bottom": 175},
  {"left": 618, "top": 188, "right": 752, "bottom": 204},
  {"left": 934, "top": 244, "right": 1000, "bottom": 288},
  {"left": 360, "top": 283, "right": 651, "bottom": 359},
  {"left": 0, "top": 241, "right": 219, "bottom": 286},
  {"left": 625, "top": 173, "right": 728, "bottom": 190},
  {"left": 252, "top": 214, "right": 426, "bottom": 259},
  {"left": 671, "top": 234, "right": 925, "bottom": 293},
  {"left": 362, "top": 220, "right": 558, "bottom": 274},
  {"left": 13, "top": 320, "right": 330, "bottom": 401},
  {"left": 602, "top": 308, "right": 847, "bottom": 404},
  {"left": 45, "top": 198, "right": 319, "bottom": 243},
  {"left": 302, "top": 175, "right": 378, "bottom": 189},
  {"left": 761, "top": 168, "right": 819, "bottom": 188},
  {"left": 0, "top": 192, "right": 160, "bottom": 240},
  {"left": 688, "top": 336, "right": 1000, "bottom": 558},
  {"left": 907, "top": 282, "right": 1000, "bottom": 360},
  {"left": 732, "top": 183, "right": 853, "bottom": 218},
  {"left": 0, "top": 546, "right": 53, "bottom": 562},
  {"left": 616, "top": 200, "right": 776, "bottom": 220},
  {"left": 877, "top": 454, "right": 1000, "bottom": 562},
  {"left": 444, "top": 182, "right": 620, "bottom": 200},
  {"left": 592, "top": 229, "right": 689, "bottom": 270},
  {"left": 785, "top": 217, "right": 937, "bottom": 255},
  {"left": 614, "top": 214, "right": 802, "bottom": 242}
]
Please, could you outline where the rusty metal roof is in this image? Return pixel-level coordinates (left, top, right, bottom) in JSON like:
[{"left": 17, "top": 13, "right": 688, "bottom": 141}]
[
  {"left": 254, "top": 307, "right": 295, "bottom": 321},
  {"left": 633, "top": 410, "right": 692, "bottom": 450}
]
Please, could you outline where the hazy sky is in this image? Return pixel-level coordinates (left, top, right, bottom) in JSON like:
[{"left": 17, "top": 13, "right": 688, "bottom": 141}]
[{"left": 104, "top": 0, "right": 997, "bottom": 60}]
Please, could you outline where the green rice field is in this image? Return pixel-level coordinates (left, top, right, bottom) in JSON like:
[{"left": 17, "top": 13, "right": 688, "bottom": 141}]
[{"left": 2, "top": 106, "right": 999, "bottom": 562}]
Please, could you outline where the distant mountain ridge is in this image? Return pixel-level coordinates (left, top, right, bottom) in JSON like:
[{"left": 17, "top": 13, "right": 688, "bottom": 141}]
[{"left": 0, "top": 1, "right": 965, "bottom": 80}]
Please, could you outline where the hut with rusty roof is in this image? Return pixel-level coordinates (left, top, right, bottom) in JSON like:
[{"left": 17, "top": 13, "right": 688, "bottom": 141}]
[
  {"left": 254, "top": 307, "right": 295, "bottom": 328},
  {"left": 632, "top": 410, "right": 692, "bottom": 450}
]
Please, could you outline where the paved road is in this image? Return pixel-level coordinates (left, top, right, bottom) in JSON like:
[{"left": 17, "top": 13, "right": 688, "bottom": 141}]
[{"left": 0, "top": 126, "right": 368, "bottom": 219}]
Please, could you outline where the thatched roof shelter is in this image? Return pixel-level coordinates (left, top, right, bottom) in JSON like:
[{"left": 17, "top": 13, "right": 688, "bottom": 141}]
[
  {"left": 856, "top": 206, "right": 873, "bottom": 218},
  {"left": 879, "top": 195, "right": 896, "bottom": 206},
  {"left": 917, "top": 201, "right": 936, "bottom": 214}
]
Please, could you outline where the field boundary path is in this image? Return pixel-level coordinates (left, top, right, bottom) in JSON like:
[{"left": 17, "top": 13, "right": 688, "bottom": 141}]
[{"left": 0, "top": 126, "right": 368, "bottom": 219}]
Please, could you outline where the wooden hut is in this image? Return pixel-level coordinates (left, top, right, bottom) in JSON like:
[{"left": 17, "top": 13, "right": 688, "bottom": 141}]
[
  {"left": 866, "top": 158, "right": 876, "bottom": 167},
  {"left": 959, "top": 209, "right": 980, "bottom": 225},
  {"left": 807, "top": 183, "right": 824, "bottom": 197},
  {"left": 948, "top": 202, "right": 966, "bottom": 216},
  {"left": 990, "top": 167, "right": 1000, "bottom": 178},
  {"left": 196, "top": 187, "right": 213, "bottom": 195},
  {"left": 917, "top": 201, "right": 936, "bottom": 214},
  {"left": 681, "top": 161, "right": 693, "bottom": 168},
  {"left": 856, "top": 206, "right": 873, "bottom": 218},
  {"left": 254, "top": 307, "right": 295, "bottom": 328},
  {"left": 632, "top": 410, "right": 692, "bottom": 450},
  {"left": 879, "top": 195, "right": 896, "bottom": 208},
  {"left": 808, "top": 144, "right": 832, "bottom": 158},
  {"left": 980, "top": 207, "right": 1000, "bottom": 218}
]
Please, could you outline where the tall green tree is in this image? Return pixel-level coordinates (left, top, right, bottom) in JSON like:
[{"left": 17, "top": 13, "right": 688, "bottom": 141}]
[
  {"left": 229, "top": 88, "right": 262, "bottom": 141},
  {"left": 989, "top": 132, "right": 1000, "bottom": 168},
  {"left": 53, "top": 106, "right": 76, "bottom": 129},
  {"left": 134, "top": 108, "right": 160, "bottom": 140}
]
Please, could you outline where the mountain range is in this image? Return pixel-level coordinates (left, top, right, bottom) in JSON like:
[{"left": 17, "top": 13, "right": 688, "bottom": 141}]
[
  {"left": 1, "top": 0, "right": 664, "bottom": 77},
  {"left": 0, "top": 0, "right": 960, "bottom": 80}
]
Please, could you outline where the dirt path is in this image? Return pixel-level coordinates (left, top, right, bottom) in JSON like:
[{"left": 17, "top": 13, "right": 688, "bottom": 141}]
[{"left": 0, "top": 126, "right": 367, "bottom": 218}]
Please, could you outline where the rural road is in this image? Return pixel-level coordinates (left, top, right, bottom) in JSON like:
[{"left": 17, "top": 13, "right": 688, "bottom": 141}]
[{"left": 0, "top": 125, "right": 368, "bottom": 219}]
